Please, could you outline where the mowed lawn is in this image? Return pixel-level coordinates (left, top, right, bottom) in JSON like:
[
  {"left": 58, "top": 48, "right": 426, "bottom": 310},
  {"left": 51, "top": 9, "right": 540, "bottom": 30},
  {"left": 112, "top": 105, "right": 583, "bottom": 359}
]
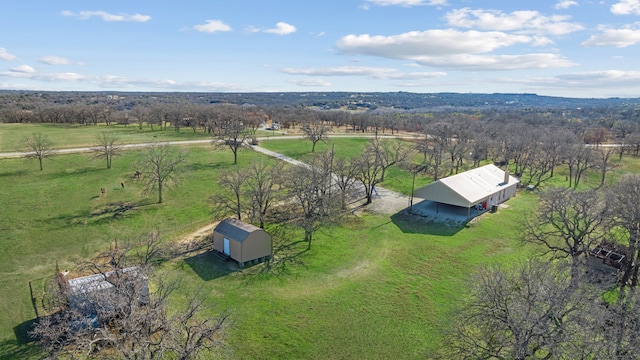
[
  {"left": 259, "top": 136, "right": 434, "bottom": 194},
  {"left": 0, "top": 129, "right": 540, "bottom": 358},
  {"left": 175, "top": 193, "right": 537, "bottom": 359},
  {"left": 0, "top": 123, "right": 286, "bottom": 153}
]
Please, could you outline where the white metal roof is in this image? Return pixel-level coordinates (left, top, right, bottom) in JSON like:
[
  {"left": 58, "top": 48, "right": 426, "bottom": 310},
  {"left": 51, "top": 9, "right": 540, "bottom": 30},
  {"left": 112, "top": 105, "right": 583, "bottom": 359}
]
[
  {"left": 413, "top": 164, "right": 519, "bottom": 208},
  {"left": 67, "top": 266, "right": 145, "bottom": 295}
]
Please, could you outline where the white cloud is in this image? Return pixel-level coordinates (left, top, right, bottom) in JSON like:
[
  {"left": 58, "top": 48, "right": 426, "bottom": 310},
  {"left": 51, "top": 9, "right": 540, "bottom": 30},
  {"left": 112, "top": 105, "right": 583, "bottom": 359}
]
[
  {"left": 247, "top": 22, "right": 297, "bottom": 35},
  {"left": 411, "top": 53, "right": 576, "bottom": 70},
  {"left": 582, "top": 26, "right": 640, "bottom": 47},
  {"left": 549, "top": 70, "right": 640, "bottom": 93},
  {"left": 289, "top": 79, "right": 332, "bottom": 87},
  {"left": 0, "top": 69, "right": 248, "bottom": 91},
  {"left": 10, "top": 65, "right": 35, "bottom": 73},
  {"left": 245, "top": 25, "right": 261, "bottom": 34},
  {"left": 39, "top": 55, "right": 74, "bottom": 65},
  {"left": 61, "top": 10, "right": 150, "bottom": 22},
  {"left": 282, "top": 66, "right": 398, "bottom": 77},
  {"left": 338, "top": 29, "right": 536, "bottom": 57},
  {"left": 384, "top": 71, "right": 448, "bottom": 79},
  {"left": 281, "top": 66, "right": 446, "bottom": 79},
  {"left": 611, "top": 0, "right": 640, "bottom": 15},
  {"left": 0, "top": 48, "right": 17, "bottom": 61},
  {"left": 362, "top": 0, "right": 447, "bottom": 8},
  {"left": 36, "top": 73, "right": 86, "bottom": 81},
  {"left": 445, "top": 8, "right": 584, "bottom": 35},
  {"left": 264, "top": 22, "right": 297, "bottom": 35},
  {"left": 500, "top": 70, "right": 640, "bottom": 88},
  {"left": 555, "top": 1, "right": 578, "bottom": 10},
  {"left": 1, "top": 68, "right": 85, "bottom": 82},
  {"left": 336, "top": 29, "right": 577, "bottom": 70},
  {"left": 193, "top": 20, "right": 232, "bottom": 33}
]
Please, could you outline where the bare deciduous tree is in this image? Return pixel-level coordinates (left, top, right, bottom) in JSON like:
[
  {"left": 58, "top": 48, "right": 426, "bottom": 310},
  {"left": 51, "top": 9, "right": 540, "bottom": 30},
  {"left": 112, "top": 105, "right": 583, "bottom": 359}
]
[
  {"left": 610, "top": 175, "right": 640, "bottom": 289},
  {"left": 30, "top": 247, "right": 228, "bottom": 359},
  {"left": 284, "top": 151, "right": 341, "bottom": 249},
  {"left": 93, "top": 132, "right": 120, "bottom": 169},
  {"left": 210, "top": 167, "right": 247, "bottom": 221},
  {"left": 23, "top": 132, "right": 54, "bottom": 171},
  {"left": 369, "top": 138, "right": 413, "bottom": 182},
  {"left": 245, "top": 160, "right": 282, "bottom": 228},
  {"left": 563, "top": 145, "right": 594, "bottom": 188},
  {"left": 416, "top": 130, "right": 449, "bottom": 181},
  {"left": 131, "top": 105, "right": 150, "bottom": 130},
  {"left": 137, "top": 143, "right": 186, "bottom": 204},
  {"left": 443, "top": 261, "right": 592, "bottom": 360},
  {"left": 594, "top": 147, "right": 618, "bottom": 188},
  {"left": 353, "top": 143, "right": 385, "bottom": 205},
  {"left": 300, "top": 112, "right": 330, "bottom": 152},
  {"left": 332, "top": 157, "right": 359, "bottom": 210},
  {"left": 210, "top": 105, "right": 249, "bottom": 165},
  {"left": 523, "top": 188, "right": 609, "bottom": 281}
]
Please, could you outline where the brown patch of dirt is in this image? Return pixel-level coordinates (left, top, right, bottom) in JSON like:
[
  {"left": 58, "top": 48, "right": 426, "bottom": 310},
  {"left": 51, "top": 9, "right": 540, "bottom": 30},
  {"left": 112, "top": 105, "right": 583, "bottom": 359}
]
[{"left": 177, "top": 222, "right": 218, "bottom": 246}]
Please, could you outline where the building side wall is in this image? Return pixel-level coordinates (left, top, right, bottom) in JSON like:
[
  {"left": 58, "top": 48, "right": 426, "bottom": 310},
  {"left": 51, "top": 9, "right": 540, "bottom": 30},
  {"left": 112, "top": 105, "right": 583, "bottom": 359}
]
[
  {"left": 213, "top": 230, "right": 242, "bottom": 260},
  {"left": 229, "top": 239, "right": 242, "bottom": 262},
  {"left": 213, "top": 231, "right": 224, "bottom": 253},
  {"left": 497, "top": 183, "right": 518, "bottom": 203},
  {"left": 239, "top": 232, "right": 272, "bottom": 262}
]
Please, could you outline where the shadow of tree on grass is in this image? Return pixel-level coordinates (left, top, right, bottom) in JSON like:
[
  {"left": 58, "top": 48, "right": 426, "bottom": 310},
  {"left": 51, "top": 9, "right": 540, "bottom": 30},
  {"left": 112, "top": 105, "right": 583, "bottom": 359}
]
[{"left": 0, "top": 319, "right": 43, "bottom": 360}]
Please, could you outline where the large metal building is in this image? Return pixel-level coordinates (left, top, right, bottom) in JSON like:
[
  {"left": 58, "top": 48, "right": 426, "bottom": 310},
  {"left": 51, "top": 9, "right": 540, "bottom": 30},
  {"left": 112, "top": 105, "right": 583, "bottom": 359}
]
[
  {"left": 213, "top": 218, "right": 272, "bottom": 266},
  {"left": 413, "top": 164, "right": 519, "bottom": 218}
]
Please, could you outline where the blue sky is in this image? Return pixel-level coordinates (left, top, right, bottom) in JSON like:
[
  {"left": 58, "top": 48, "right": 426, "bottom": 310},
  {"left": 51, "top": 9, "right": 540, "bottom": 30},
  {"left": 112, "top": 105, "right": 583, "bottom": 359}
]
[{"left": 2, "top": 0, "right": 640, "bottom": 97}]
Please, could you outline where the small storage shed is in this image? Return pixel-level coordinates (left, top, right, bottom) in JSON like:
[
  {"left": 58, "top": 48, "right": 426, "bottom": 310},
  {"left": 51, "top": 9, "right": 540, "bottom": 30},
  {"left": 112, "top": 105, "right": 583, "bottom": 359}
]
[
  {"left": 213, "top": 218, "right": 272, "bottom": 266},
  {"left": 413, "top": 164, "right": 519, "bottom": 218}
]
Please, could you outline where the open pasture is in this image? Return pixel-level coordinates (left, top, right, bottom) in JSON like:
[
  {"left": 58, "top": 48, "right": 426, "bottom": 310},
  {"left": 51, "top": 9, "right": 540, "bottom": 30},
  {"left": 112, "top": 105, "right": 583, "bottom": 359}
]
[{"left": 3, "top": 126, "right": 628, "bottom": 358}]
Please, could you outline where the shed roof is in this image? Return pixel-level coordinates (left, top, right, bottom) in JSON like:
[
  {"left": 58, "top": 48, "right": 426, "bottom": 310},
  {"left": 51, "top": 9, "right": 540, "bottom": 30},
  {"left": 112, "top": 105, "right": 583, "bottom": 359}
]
[
  {"left": 214, "top": 218, "right": 262, "bottom": 243},
  {"left": 68, "top": 267, "right": 145, "bottom": 296},
  {"left": 414, "top": 164, "right": 519, "bottom": 208}
]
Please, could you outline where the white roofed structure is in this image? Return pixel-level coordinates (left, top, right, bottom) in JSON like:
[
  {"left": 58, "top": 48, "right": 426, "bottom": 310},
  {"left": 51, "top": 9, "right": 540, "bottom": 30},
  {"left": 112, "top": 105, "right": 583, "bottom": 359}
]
[{"left": 413, "top": 164, "right": 519, "bottom": 216}]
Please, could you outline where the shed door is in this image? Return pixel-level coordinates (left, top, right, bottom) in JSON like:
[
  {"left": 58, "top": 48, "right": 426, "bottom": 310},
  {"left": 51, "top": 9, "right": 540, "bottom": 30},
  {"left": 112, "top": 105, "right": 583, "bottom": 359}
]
[{"left": 223, "top": 238, "right": 230, "bottom": 255}]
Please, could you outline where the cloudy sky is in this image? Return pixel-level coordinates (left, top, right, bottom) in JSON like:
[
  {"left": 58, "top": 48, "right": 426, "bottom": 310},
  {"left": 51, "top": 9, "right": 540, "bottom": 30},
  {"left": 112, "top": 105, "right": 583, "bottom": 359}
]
[{"left": 2, "top": 0, "right": 640, "bottom": 97}]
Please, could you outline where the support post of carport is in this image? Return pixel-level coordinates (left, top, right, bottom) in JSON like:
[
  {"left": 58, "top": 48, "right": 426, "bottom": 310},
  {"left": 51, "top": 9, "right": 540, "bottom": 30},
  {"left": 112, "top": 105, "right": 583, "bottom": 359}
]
[{"left": 467, "top": 206, "right": 471, "bottom": 219}]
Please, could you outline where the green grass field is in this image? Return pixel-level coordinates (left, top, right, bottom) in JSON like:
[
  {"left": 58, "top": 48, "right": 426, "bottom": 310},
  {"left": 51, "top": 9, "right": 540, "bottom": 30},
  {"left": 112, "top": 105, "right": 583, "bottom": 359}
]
[
  {"left": 0, "top": 123, "right": 287, "bottom": 153},
  {"left": 0, "top": 124, "right": 636, "bottom": 359},
  {"left": 259, "top": 136, "right": 434, "bottom": 193},
  {"left": 171, "top": 193, "right": 537, "bottom": 359}
]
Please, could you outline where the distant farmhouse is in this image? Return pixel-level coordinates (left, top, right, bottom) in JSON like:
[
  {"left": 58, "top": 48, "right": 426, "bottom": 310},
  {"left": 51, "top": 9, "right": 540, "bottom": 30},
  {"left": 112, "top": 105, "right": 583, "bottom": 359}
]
[
  {"left": 213, "top": 218, "right": 272, "bottom": 267},
  {"left": 413, "top": 164, "right": 519, "bottom": 219}
]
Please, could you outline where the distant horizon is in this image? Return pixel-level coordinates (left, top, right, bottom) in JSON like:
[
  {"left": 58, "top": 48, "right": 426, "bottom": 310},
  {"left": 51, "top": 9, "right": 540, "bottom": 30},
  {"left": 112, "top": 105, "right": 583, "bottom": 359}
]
[
  {"left": 1, "top": 88, "right": 637, "bottom": 101},
  {"left": 4, "top": 1, "right": 640, "bottom": 97}
]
